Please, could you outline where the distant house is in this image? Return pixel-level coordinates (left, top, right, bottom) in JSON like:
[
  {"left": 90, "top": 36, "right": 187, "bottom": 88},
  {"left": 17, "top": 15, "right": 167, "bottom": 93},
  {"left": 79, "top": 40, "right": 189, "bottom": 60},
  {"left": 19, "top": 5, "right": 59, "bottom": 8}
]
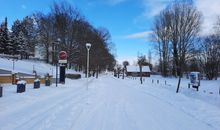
[
  {"left": 34, "top": 45, "right": 45, "bottom": 60},
  {"left": 126, "top": 66, "right": 151, "bottom": 77}
]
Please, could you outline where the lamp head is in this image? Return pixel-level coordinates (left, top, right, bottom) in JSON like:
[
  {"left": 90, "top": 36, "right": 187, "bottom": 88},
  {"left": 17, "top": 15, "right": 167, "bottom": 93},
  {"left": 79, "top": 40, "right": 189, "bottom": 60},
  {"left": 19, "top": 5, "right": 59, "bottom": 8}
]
[
  {"left": 57, "top": 38, "right": 61, "bottom": 42},
  {"left": 86, "top": 43, "right": 91, "bottom": 50}
]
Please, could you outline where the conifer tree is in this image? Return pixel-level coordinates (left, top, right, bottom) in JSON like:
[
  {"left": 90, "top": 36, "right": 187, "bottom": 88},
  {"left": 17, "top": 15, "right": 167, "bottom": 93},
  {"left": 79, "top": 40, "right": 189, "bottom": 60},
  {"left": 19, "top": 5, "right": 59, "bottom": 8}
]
[{"left": 0, "top": 17, "right": 11, "bottom": 54}]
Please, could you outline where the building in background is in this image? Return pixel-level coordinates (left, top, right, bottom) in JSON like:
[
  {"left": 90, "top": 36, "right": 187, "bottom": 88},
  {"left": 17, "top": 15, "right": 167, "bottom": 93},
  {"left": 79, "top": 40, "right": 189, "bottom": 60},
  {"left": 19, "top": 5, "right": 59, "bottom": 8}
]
[{"left": 126, "top": 65, "right": 151, "bottom": 77}]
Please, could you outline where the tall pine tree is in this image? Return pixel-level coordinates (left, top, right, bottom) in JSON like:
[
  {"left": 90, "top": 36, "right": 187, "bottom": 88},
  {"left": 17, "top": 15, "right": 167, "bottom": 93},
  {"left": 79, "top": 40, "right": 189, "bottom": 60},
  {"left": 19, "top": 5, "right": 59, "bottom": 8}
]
[
  {"left": 11, "top": 19, "right": 22, "bottom": 56},
  {"left": 20, "top": 16, "right": 37, "bottom": 58},
  {"left": 0, "top": 17, "right": 11, "bottom": 54}
]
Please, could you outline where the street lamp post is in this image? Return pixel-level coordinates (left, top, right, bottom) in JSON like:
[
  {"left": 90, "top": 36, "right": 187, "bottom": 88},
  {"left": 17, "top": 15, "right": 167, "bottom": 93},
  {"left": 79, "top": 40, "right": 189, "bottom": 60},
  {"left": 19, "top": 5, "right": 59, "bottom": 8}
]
[
  {"left": 12, "top": 59, "right": 15, "bottom": 71},
  {"left": 11, "top": 56, "right": 17, "bottom": 71},
  {"left": 56, "top": 38, "right": 61, "bottom": 87},
  {"left": 86, "top": 43, "right": 91, "bottom": 91}
]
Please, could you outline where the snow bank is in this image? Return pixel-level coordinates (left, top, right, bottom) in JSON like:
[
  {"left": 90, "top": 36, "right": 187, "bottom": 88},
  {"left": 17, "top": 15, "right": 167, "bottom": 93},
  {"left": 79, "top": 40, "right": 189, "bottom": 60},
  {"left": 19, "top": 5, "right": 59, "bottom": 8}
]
[{"left": 0, "top": 58, "right": 80, "bottom": 77}]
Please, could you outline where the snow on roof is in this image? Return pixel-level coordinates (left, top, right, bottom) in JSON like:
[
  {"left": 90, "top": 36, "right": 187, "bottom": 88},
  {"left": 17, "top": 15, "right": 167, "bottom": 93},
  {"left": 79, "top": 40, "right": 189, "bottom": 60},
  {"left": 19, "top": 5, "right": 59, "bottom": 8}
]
[
  {"left": 190, "top": 72, "right": 200, "bottom": 74},
  {"left": 127, "top": 66, "right": 151, "bottom": 72}
]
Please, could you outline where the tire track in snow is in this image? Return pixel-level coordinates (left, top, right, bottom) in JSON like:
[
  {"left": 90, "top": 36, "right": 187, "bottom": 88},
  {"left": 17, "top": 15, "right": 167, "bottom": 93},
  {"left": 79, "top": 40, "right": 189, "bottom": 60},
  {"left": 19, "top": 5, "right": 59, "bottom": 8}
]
[
  {"left": 12, "top": 87, "right": 87, "bottom": 130},
  {"left": 66, "top": 76, "right": 139, "bottom": 130},
  {"left": 1, "top": 78, "right": 95, "bottom": 130}
]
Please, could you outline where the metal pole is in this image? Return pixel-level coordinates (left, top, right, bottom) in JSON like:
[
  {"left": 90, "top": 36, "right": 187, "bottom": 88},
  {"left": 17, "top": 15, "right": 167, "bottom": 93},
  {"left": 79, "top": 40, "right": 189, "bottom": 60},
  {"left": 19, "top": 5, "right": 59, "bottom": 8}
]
[
  {"left": 55, "top": 38, "right": 60, "bottom": 87},
  {"left": 87, "top": 49, "right": 90, "bottom": 91},
  {"left": 56, "top": 63, "right": 58, "bottom": 87},
  {"left": 13, "top": 59, "right": 14, "bottom": 70}
]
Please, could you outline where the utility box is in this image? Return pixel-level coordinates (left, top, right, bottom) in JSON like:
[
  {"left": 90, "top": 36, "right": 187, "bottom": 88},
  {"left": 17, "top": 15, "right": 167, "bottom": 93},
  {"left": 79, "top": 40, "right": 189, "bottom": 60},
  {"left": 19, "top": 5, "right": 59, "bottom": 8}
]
[{"left": 188, "top": 72, "right": 201, "bottom": 91}]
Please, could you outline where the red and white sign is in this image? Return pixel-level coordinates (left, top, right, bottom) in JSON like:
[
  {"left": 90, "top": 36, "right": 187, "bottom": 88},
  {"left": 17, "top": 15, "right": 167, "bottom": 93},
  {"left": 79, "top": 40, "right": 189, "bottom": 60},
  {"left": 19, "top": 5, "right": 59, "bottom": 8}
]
[
  {"left": 59, "top": 51, "right": 67, "bottom": 63},
  {"left": 59, "top": 51, "right": 67, "bottom": 60}
]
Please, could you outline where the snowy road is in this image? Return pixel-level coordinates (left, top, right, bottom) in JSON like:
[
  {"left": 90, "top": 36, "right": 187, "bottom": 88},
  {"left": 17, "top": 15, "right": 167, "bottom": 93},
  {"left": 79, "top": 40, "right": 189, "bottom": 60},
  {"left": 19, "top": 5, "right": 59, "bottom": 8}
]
[{"left": 0, "top": 76, "right": 219, "bottom": 130}]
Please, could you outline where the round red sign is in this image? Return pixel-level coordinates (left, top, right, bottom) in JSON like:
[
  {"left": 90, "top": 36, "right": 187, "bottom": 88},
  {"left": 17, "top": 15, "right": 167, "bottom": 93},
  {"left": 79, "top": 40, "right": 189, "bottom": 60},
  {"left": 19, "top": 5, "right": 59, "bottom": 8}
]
[{"left": 59, "top": 51, "right": 67, "bottom": 60}]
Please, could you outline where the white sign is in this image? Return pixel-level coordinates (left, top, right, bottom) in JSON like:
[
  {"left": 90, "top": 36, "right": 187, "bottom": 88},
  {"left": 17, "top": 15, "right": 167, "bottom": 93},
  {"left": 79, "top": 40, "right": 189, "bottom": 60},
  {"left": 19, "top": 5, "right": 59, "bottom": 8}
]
[{"left": 59, "top": 60, "right": 67, "bottom": 64}]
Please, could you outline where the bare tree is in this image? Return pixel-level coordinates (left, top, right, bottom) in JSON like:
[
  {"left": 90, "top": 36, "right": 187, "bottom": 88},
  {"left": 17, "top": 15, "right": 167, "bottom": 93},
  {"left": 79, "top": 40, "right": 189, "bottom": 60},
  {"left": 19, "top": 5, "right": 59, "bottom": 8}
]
[
  {"left": 33, "top": 1, "right": 116, "bottom": 72},
  {"left": 198, "top": 35, "right": 220, "bottom": 80},
  {"left": 153, "top": 1, "right": 202, "bottom": 93},
  {"left": 197, "top": 17, "right": 220, "bottom": 80},
  {"left": 35, "top": 13, "right": 55, "bottom": 63},
  {"left": 152, "top": 9, "right": 171, "bottom": 77},
  {"left": 170, "top": 1, "right": 202, "bottom": 93},
  {"left": 122, "top": 61, "right": 129, "bottom": 79},
  {"left": 138, "top": 55, "right": 147, "bottom": 84}
]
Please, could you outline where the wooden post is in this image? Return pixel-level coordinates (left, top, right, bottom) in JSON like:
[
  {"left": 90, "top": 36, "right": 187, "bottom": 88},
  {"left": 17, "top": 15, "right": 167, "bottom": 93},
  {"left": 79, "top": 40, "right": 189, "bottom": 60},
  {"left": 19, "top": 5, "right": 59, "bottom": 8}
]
[
  {"left": 152, "top": 79, "right": 154, "bottom": 83},
  {"left": 157, "top": 80, "right": 159, "bottom": 84},
  {"left": 165, "top": 80, "right": 166, "bottom": 85}
]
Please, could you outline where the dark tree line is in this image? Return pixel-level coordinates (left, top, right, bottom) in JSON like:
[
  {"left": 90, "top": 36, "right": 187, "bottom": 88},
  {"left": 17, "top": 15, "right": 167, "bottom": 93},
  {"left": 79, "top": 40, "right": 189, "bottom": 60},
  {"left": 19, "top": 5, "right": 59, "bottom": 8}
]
[
  {"left": 35, "top": 2, "right": 115, "bottom": 72},
  {"left": 0, "top": 1, "right": 116, "bottom": 72}
]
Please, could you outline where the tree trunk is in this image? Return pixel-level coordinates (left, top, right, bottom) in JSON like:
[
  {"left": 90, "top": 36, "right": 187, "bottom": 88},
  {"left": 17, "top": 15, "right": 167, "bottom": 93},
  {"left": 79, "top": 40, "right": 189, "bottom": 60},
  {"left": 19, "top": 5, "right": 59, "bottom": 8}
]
[
  {"left": 96, "top": 66, "right": 99, "bottom": 78},
  {"left": 140, "top": 65, "right": 143, "bottom": 84},
  {"left": 117, "top": 69, "right": 119, "bottom": 78},
  {"left": 176, "top": 76, "right": 181, "bottom": 93},
  {"left": 46, "top": 48, "right": 49, "bottom": 63},
  {"left": 122, "top": 68, "right": 124, "bottom": 79}
]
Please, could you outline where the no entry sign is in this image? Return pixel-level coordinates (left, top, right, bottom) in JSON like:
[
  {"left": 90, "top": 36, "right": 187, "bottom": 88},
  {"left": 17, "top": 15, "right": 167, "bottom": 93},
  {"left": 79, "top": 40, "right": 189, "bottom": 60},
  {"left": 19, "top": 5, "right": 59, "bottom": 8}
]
[
  {"left": 59, "top": 51, "right": 67, "bottom": 60},
  {"left": 59, "top": 51, "right": 67, "bottom": 63}
]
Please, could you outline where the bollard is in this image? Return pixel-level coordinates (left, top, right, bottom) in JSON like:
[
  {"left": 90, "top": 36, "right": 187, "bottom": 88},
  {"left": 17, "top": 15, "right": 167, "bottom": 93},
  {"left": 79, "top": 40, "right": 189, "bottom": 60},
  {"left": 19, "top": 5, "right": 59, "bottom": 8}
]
[
  {"left": 152, "top": 79, "right": 154, "bottom": 83},
  {"left": 45, "top": 78, "right": 50, "bottom": 86},
  {"left": 165, "top": 80, "right": 166, "bottom": 85},
  {"left": 157, "top": 80, "right": 159, "bottom": 84}
]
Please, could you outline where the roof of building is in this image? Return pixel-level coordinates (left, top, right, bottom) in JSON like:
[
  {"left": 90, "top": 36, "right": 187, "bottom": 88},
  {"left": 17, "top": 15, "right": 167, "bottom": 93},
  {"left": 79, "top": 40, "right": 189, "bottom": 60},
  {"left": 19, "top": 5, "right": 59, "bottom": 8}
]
[{"left": 127, "top": 66, "right": 151, "bottom": 72}]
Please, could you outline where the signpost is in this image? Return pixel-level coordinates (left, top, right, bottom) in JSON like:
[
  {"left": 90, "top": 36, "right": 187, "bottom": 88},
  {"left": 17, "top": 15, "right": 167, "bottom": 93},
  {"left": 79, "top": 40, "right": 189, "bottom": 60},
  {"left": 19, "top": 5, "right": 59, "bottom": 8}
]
[
  {"left": 59, "top": 51, "right": 67, "bottom": 84},
  {"left": 59, "top": 51, "right": 67, "bottom": 63}
]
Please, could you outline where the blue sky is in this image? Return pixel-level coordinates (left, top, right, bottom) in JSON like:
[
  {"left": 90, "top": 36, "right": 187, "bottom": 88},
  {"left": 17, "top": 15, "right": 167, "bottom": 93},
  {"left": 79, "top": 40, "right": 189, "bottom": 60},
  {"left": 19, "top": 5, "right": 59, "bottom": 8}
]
[{"left": 1, "top": 0, "right": 220, "bottom": 64}]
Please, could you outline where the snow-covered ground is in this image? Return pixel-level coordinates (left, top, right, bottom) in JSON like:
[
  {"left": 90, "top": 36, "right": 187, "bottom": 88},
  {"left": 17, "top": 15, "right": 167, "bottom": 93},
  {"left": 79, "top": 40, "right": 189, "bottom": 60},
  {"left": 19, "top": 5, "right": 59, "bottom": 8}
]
[
  {"left": 144, "top": 75, "right": 220, "bottom": 108},
  {"left": 0, "top": 58, "right": 79, "bottom": 77},
  {"left": 0, "top": 75, "right": 219, "bottom": 130}
]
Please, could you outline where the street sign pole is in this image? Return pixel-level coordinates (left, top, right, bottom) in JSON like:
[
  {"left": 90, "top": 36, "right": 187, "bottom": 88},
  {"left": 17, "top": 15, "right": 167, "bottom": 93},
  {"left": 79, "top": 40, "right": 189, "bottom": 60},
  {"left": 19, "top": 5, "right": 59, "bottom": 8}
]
[
  {"left": 56, "top": 63, "right": 58, "bottom": 87},
  {"left": 58, "top": 51, "right": 67, "bottom": 84}
]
